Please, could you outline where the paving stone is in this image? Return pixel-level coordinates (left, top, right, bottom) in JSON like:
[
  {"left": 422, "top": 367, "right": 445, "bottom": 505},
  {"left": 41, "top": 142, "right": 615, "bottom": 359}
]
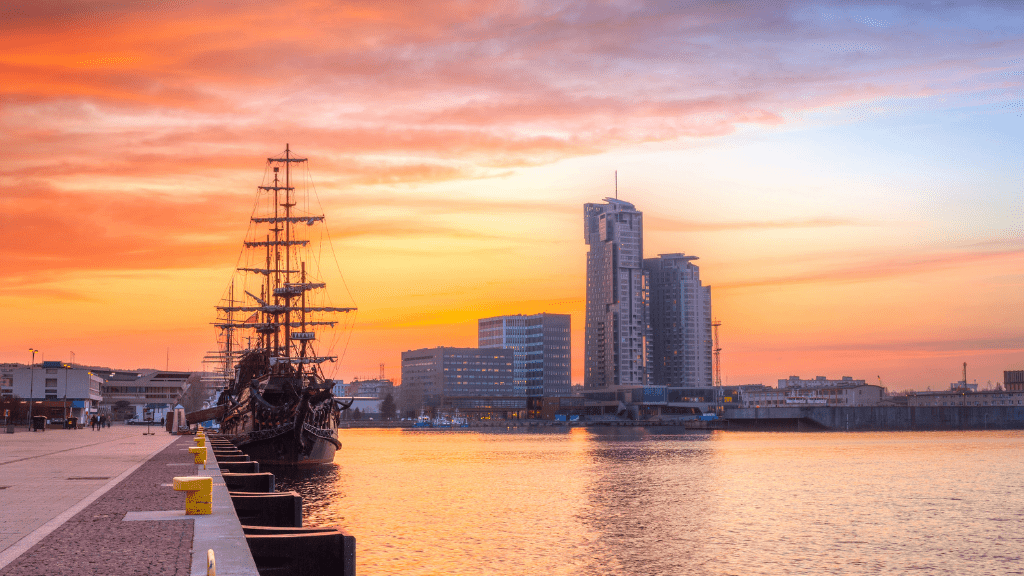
[{"left": 0, "top": 431, "right": 195, "bottom": 576}]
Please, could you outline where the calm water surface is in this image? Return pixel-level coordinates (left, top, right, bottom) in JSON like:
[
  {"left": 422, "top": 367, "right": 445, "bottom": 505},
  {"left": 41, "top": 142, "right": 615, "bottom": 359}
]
[{"left": 272, "top": 428, "right": 1024, "bottom": 575}]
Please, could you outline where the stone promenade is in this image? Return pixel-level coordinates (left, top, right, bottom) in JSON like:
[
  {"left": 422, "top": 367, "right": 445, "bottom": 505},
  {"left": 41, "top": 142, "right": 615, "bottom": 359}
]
[{"left": 0, "top": 424, "right": 194, "bottom": 575}]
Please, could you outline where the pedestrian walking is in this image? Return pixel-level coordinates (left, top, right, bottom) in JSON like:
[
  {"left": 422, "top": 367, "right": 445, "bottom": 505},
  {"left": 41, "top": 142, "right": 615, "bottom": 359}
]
[{"left": 90, "top": 416, "right": 96, "bottom": 430}]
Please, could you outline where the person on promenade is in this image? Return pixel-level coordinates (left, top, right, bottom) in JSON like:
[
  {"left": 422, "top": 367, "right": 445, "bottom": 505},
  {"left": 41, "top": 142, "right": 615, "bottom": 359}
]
[{"left": 89, "top": 416, "right": 96, "bottom": 430}]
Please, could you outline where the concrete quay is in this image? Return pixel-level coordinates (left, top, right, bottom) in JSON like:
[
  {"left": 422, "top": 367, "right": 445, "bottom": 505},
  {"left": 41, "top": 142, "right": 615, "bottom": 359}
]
[
  {"left": 724, "top": 405, "right": 1024, "bottom": 431},
  {"left": 0, "top": 425, "right": 258, "bottom": 576}
]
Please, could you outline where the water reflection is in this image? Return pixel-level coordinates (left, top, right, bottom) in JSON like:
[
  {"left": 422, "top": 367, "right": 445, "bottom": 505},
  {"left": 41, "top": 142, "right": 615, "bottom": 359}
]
[
  {"left": 579, "top": 428, "right": 716, "bottom": 576},
  {"left": 269, "top": 429, "right": 1024, "bottom": 576},
  {"left": 272, "top": 465, "right": 344, "bottom": 524}
]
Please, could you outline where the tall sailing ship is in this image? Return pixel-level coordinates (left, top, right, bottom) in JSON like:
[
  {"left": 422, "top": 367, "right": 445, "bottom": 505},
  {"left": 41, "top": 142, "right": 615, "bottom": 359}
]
[{"left": 212, "top": 145, "right": 355, "bottom": 466}]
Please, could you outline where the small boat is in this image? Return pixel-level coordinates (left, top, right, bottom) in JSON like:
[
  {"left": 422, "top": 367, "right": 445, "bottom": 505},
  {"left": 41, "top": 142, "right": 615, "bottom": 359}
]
[{"left": 412, "top": 412, "right": 432, "bottom": 428}]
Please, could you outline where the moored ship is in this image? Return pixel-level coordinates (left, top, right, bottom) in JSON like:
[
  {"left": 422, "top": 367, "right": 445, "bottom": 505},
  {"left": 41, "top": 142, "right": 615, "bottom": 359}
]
[{"left": 212, "top": 145, "right": 355, "bottom": 466}]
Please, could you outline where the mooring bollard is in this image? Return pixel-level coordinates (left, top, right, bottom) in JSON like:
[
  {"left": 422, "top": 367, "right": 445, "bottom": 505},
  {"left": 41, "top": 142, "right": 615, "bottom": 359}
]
[
  {"left": 194, "top": 435, "right": 206, "bottom": 447},
  {"left": 173, "top": 476, "right": 213, "bottom": 515},
  {"left": 189, "top": 446, "right": 207, "bottom": 470}
]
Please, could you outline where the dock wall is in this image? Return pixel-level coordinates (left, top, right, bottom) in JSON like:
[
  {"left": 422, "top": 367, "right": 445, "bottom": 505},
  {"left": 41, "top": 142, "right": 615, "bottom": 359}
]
[{"left": 724, "top": 405, "right": 1024, "bottom": 431}]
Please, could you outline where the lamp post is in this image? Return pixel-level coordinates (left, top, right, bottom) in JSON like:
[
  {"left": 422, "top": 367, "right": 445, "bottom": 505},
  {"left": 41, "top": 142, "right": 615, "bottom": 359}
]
[
  {"left": 28, "top": 348, "right": 38, "bottom": 430},
  {"left": 69, "top": 352, "right": 75, "bottom": 424},
  {"left": 63, "top": 362, "right": 71, "bottom": 424}
]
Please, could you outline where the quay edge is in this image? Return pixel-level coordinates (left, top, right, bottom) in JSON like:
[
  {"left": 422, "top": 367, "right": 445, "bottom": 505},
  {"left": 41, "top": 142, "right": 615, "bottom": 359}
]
[{"left": 723, "top": 405, "right": 1024, "bottom": 431}]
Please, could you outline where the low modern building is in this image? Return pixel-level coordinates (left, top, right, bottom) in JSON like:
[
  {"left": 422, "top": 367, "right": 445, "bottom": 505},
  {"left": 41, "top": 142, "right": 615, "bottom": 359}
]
[
  {"left": 742, "top": 383, "right": 885, "bottom": 407},
  {"left": 340, "top": 396, "right": 384, "bottom": 420},
  {"left": 400, "top": 347, "right": 518, "bottom": 419},
  {"left": 778, "top": 375, "right": 868, "bottom": 389},
  {"left": 344, "top": 377, "right": 395, "bottom": 400},
  {"left": 0, "top": 362, "right": 103, "bottom": 424},
  {"left": 721, "top": 384, "right": 768, "bottom": 410},
  {"left": 907, "top": 390, "right": 1024, "bottom": 407},
  {"left": 478, "top": 313, "right": 571, "bottom": 397},
  {"left": 98, "top": 370, "right": 196, "bottom": 423},
  {"left": 330, "top": 379, "right": 347, "bottom": 398}
]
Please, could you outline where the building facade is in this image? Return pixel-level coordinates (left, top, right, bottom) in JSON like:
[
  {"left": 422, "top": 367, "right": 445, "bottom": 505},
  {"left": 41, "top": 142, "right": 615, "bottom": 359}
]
[
  {"left": 778, "top": 375, "right": 868, "bottom": 389},
  {"left": 98, "top": 370, "right": 195, "bottom": 422},
  {"left": 644, "top": 253, "right": 713, "bottom": 388},
  {"left": 345, "top": 378, "right": 395, "bottom": 399},
  {"left": 1004, "top": 370, "right": 1024, "bottom": 392},
  {"left": 400, "top": 347, "right": 518, "bottom": 419},
  {"left": 479, "top": 313, "right": 571, "bottom": 397},
  {"left": 742, "top": 384, "right": 884, "bottom": 407},
  {"left": 908, "top": 389, "right": 1024, "bottom": 407},
  {"left": 583, "top": 198, "right": 647, "bottom": 411},
  {"left": 0, "top": 362, "right": 103, "bottom": 424}
]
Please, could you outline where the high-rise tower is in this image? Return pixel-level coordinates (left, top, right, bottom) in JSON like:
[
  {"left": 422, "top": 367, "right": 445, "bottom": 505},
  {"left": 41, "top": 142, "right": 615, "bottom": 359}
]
[
  {"left": 644, "top": 254, "right": 713, "bottom": 388},
  {"left": 584, "top": 198, "right": 647, "bottom": 406}
]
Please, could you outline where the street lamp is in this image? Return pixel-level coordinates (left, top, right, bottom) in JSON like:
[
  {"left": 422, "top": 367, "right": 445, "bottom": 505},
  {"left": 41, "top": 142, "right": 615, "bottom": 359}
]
[
  {"left": 28, "top": 348, "right": 38, "bottom": 430},
  {"left": 68, "top": 352, "right": 75, "bottom": 424},
  {"left": 63, "top": 362, "right": 71, "bottom": 424}
]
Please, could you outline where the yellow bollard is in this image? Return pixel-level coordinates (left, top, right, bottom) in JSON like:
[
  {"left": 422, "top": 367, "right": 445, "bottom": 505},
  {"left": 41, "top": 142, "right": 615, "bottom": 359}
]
[
  {"left": 207, "top": 549, "right": 216, "bottom": 576},
  {"left": 172, "top": 476, "right": 213, "bottom": 515},
  {"left": 194, "top": 436, "right": 205, "bottom": 447},
  {"left": 189, "top": 445, "right": 207, "bottom": 470}
]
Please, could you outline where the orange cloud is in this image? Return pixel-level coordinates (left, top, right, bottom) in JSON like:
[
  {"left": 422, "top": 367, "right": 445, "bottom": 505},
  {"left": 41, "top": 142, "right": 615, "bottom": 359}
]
[
  {"left": 646, "top": 215, "right": 865, "bottom": 233},
  {"left": 717, "top": 246, "right": 1024, "bottom": 290}
]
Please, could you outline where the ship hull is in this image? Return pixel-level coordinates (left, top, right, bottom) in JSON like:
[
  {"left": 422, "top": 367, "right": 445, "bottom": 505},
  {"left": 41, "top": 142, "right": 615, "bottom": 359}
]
[
  {"left": 217, "top": 366, "right": 343, "bottom": 467},
  {"left": 240, "top": 433, "right": 338, "bottom": 467}
]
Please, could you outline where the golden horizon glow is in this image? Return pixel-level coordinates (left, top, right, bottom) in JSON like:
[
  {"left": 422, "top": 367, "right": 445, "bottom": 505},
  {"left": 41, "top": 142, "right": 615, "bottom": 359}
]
[{"left": 2, "top": 1, "right": 1022, "bottom": 389}]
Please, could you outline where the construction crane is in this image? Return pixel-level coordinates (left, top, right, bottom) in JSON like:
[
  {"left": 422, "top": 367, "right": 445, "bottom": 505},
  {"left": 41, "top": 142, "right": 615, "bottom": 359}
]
[
  {"left": 712, "top": 319, "right": 723, "bottom": 415},
  {"left": 712, "top": 319, "right": 723, "bottom": 388}
]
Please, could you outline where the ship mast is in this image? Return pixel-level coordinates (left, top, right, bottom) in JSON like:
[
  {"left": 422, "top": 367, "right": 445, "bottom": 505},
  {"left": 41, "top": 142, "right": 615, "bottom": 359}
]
[
  {"left": 217, "top": 145, "right": 356, "bottom": 379},
  {"left": 284, "top": 145, "right": 293, "bottom": 368}
]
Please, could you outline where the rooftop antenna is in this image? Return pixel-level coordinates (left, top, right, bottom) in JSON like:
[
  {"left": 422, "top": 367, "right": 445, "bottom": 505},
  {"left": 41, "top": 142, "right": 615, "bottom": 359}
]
[{"left": 615, "top": 170, "right": 618, "bottom": 199}]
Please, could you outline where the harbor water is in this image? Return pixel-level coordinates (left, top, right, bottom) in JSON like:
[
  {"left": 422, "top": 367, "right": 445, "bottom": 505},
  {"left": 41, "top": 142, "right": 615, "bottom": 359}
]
[{"left": 273, "top": 428, "right": 1024, "bottom": 575}]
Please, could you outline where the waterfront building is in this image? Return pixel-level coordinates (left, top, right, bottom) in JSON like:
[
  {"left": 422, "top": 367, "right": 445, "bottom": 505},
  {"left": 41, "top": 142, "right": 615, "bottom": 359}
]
[
  {"left": 345, "top": 377, "right": 395, "bottom": 399},
  {"left": 778, "top": 375, "right": 868, "bottom": 389},
  {"left": 98, "top": 370, "right": 197, "bottom": 422},
  {"left": 340, "top": 396, "right": 384, "bottom": 420},
  {"left": 400, "top": 347, "right": 518, "bottom": 419},
  {"left": 907, "top": 389, "right": 1024, "bottom": 407},
  {"left": 0, "top": 362, "right": 103, "bottom": 424},
  {"left": 1005, "top": 370, "right": 1024, "bottom": 392},
  {"left": 583, "top": 198, "right": 647, "bottom": 412},
  {"left": 721, "top": 384, "right": 768, "bottom": 410},
  {"left": 478, "top": 313, "right": 571, "bottom": 397},
  {"left": 176, "top": 371, "right": 223, "bottom": 414},
  {"left": 742, "top": 383, "right": 884, "bottom": 407},
  {"left": 331, "top": 379, "right": 347, "bottom": 397},
  {"left": 643, "top": 253, "right": 713, "bottom": 388}
]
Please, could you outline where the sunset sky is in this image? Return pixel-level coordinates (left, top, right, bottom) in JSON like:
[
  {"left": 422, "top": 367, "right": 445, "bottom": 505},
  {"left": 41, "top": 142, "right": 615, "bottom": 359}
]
[{"left": 2, "top": 0, "right": 1022, "bottom": 391}]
